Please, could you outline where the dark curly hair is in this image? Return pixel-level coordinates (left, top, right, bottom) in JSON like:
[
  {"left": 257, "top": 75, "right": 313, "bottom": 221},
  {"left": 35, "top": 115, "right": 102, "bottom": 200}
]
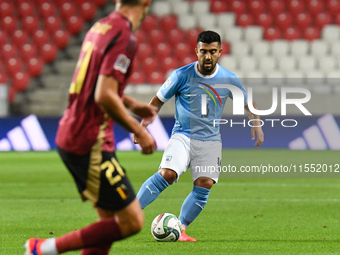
[{"left": 196, "top": 30, "right": 221, "bottom": 46}]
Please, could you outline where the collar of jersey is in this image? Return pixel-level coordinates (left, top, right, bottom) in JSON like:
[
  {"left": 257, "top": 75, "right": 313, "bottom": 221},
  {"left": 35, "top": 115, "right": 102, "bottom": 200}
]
[
  {"left": 194, "top": 62, "right": 219, "bottom": 79},
  {"left": 110, "top": 11, "right": 132, "bottom": 31}
]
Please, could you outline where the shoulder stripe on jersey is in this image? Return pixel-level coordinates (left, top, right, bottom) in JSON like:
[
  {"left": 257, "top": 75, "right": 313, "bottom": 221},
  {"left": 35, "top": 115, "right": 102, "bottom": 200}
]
[{"left": 103, "top": 30, "right": 122, "bottom": 55}]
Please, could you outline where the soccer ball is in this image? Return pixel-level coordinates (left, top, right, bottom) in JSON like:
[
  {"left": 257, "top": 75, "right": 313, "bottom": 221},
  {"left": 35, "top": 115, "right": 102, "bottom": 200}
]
[{"left": 151, "top": 213, "right": 182, "bottom": 242}]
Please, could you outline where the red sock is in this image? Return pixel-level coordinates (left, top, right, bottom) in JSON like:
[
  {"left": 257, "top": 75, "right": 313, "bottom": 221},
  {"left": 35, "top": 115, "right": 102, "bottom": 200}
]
[
  {"left": 80, "top": 243, "right": 112, "bottom": 255},
  {"left": 56, "top": 218, "right": 123, "bottom": 253}
]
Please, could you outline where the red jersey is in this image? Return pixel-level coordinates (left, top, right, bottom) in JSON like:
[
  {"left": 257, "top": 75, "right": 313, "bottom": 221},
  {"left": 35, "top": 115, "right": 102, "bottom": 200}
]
[{"left": 56, "top": 12, "right": 137, "bottom": 155}]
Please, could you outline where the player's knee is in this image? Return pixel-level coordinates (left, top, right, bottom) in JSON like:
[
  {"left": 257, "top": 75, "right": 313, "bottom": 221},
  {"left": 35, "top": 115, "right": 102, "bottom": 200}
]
[
  {"left": 158, "top": 168, "right": 177, "bottom": 184},
  {"left": 194, "top": 177, "right": 214, "bottom": 189},
  {"left": 122, "top": 212, "right": 144, "bottom": 237},
  {"left": 128, "top": 210, "right": 144, "bottom": 235}
]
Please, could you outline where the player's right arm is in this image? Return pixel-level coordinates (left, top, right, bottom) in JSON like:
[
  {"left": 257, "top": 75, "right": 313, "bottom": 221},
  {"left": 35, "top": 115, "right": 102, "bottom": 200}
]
[{"left": 95, "top": 74, "right": 156, "bottom": 154}]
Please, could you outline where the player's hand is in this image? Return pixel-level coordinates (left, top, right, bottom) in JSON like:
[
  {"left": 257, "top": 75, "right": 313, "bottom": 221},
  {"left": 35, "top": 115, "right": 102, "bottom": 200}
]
[
  {"left": 251, "top": 127, "right": 264, "bottom": 147},
  {"left": 131, "top": 101, "right": 158, "bottom": 119},
  {"left": 134, "top": 128, "right": 156, "bottom": 154}
]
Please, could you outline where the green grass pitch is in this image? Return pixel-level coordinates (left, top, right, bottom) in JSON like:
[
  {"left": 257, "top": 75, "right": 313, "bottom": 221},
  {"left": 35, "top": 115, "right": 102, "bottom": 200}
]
[{"left": 1, "top": 150, "right": 339, "bottom": 254}]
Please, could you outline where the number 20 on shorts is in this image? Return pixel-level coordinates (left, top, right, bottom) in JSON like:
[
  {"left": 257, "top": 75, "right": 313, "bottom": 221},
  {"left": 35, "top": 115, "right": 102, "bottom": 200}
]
[{"left": 100, "top": 158, "right": 127, "bottom": 199}]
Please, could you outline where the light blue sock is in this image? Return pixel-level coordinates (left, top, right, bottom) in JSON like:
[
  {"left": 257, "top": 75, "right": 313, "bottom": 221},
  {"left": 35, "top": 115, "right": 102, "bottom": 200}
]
[
  {"left": 136, "top": 172, "right": 169, "bottom": 209},
  {"left": 179, "top": 185, "right": 210, "bottom": 228}
]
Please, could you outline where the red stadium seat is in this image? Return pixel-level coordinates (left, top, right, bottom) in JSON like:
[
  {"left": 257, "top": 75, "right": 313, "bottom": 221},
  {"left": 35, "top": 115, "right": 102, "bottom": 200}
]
[
  {"left": 288, "top": 0, "right": 305, "bottom": 16},
  {"left": 21, "top": 43, "right": 38, "bottom": 62},
  {"left": 237, "top": 13, "right": 254, "bottom": 27},
  {"left": 256, "top": 13, "right": 273, "bottom": 29},
  {"left": 136, "top": 43, "right": 152, "bottom": 60},
  {"left": 40, "top": 43, "right": 58, "bottom": 63},
  {"left": 60, "top": 2, "right": 76, "bottom": 20},
  {"left": 1, "top": 16, "right": 18, "bottom": 34},
  {"left": 141, "top": 15, "right": 159, "bottom": 34},
  {"left": 22, "top": 16, "right": 40, "bottom": 35},
  {"left": 66, "top": 15, "right": 84, "bottom": 35},
  {"left": 221, "top": 41, "right": 230, "bottom": 55},
  {"left": 162, "top": 56, "right": 179, "bottom": 73},
  {"left": 39, "top": 2, "right": 56, "bottom": 19},
  {"left": 12, "top": 71, "right": 30, "bottom": 92},
  {"left": 231, "top": 0, "right": 246, "bottom": 17},
  {"left": 0, "top": 72, "right": 8, "bottom": 84},
  {"left": 74, "top": 0, "right": 86, "bottom": 6},
  {"left": 142, "top": 57, "right": 158, "bottom": 76},
  {"left": 168, "top": 28, "right": 185, "bottom": 47},
  {"left": 295, "top": 12, "right": 312, "bottom": 30},
  {"left": 276, "top": 13, "right": 293, "bottom": 30},
  {"left": 94, "top": 0, "right": 107, "bottom": 8},
  {"left": 175, "top": 43, "right": 191, "bottom": 60},
  {"left": 149, "top": 29, "right": 166, "bottom": 48},
  {"left": 12, "top": 29, "right": 29, "bottom": 48},
  {"left": 80, "top": 2, "right": 97, "bottom": 22},
  {"left": 44, "top": 15, "right": 62, "bottom": 34},
  {"left": 26, "top": 57, "right": 44, "bottom": 78},
  {"left": 161, "top": 15, "right": 178, "bottom": 33},
  {"left": 53, "top": 29, "right": 70, "bottom": 49},
  {"left": 134, "top": 30, "right": 147, "bottom": 43},
  {"left": 33, "top": 0, "right": 50, "bottom": 5},
  {"left": 53, "top": 0, "right": 68, "bottom": 6},
  {"left": 268, "top": 0, "right": 285, "bottom": 16},
  {"left": 315, "top": 12, "right": 332, "bottom": 29},
  {"left": 186, "top": 28, "right": 203, "bottom": 48},
  {"left": 0, "top": 2, "right": 14, "bottom": 17},
  {"left": 303, "top": 26, "right": 320, "bottom": 40},
  {"left": 1, "top": 44, "right": 18, "bottom": 61},
  {"left": 327, "top": 0, "right": 340, "bottom": 17},
  {"left": 264, "top": 27, "right": 282, "bottom": 40},
  {"left": 15, "top": 0, "right": 31, "bottom": 4},
  {"left": 32, "top": 29, "right": 50, "bottom": 48},
  {"left": 18, "top": 2, "right": 35, "bottom": 18},
  {"left": 181, "top": 55, "right": 197, "bottom": 66},
  {"left": 148, "top": 71, "right": 165, "bottom": 85},
  {"left": 0, "top": 31, "right": 7, "bottom": 47},
  {"left": 210, "top": 0, "right": 228, "bottom": 13},
  {"left": 155, "top": 43, "right": 172, "bottom": 60},
  {"left": 283, "top": 27, "right": 301, "bottom": 40},
  {"left": 307, "top": 0, "right": 324, "bottom": 17},
  {"left": 129, "top": 70, "right": 146, "bottom": 85},
  {"left": 249, "top": 0, "right": 265, "bottom": 16},
  {"left": 335, "top": 13, "right": 340, "bottom": 25},
  {"left": 6, "top": 58, "right": 23, "bottom": 77},
  {"left": 8, "top": 86, "right": 16, "bottom": 104}
]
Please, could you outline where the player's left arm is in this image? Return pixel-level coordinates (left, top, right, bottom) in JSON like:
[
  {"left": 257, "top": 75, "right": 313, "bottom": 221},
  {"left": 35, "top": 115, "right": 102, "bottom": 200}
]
[
  {"left": 123, "top": 95, "right": 157, "bottom": 122},
  {"left": 244, "top": 101, "right": 264, "bottom": 147}
]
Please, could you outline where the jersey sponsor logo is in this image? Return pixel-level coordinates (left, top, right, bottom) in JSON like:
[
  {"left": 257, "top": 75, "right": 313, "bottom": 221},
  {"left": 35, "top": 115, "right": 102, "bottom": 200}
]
[
  {"left": 113, "top": 54, "right": 131, "bottom": 74},
  {"left": 165, "top": 155, "right": 172, "bottom": 163}
]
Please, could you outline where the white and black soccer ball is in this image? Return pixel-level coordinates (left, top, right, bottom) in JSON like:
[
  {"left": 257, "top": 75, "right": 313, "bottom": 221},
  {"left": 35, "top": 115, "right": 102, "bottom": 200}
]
[{"left": 151, "top": 213, "right": 182, "bottom": 242}]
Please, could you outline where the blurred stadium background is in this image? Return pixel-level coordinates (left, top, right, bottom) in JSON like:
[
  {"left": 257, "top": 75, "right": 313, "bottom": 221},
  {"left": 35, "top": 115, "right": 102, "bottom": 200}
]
[{"left": 0, "top": 0, "right": 340, "bottom": 151}]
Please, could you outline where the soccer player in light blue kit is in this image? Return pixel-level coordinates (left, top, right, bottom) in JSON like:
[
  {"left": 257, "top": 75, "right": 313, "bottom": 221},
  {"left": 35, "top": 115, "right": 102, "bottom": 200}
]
[{"left": 135, "top": 31, "right": 264, "bottom": 241}]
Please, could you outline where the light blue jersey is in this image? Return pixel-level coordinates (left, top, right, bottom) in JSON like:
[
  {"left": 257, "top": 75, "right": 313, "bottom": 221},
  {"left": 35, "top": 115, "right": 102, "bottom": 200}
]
[{"left": 156, "top": 62, "right": 248, "bottom": 141}]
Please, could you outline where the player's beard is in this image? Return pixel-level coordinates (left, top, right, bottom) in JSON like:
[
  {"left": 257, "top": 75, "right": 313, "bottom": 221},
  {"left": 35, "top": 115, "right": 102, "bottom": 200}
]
[{"left": 199, "top": 59, "right": 216, "bottom": 74}]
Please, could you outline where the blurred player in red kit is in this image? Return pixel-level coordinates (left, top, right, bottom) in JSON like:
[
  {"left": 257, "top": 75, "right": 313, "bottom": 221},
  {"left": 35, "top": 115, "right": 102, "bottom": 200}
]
[{"left": 24, "top": 0, "right": 156, "bottom": 254}]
